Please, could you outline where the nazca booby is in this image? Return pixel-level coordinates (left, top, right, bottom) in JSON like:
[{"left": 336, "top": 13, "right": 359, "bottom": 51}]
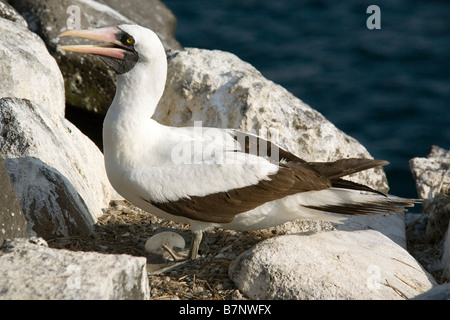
[{"left": 59, "top": 25, "right": 417, "bottom": 260}]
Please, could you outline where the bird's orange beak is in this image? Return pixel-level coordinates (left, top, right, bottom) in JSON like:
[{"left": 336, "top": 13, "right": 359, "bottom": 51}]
[{"left": 58, "top": 26, "right": 126, "bottom": 59}]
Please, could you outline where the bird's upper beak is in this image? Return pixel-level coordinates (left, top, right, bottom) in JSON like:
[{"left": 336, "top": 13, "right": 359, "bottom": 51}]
[{"left": 58, "top": 26, "right": 126, "bottom": 59}]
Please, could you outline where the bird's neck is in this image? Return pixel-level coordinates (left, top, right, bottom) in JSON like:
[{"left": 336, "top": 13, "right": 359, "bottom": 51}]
[
  {"left": 102, "top": 59, "right": 167, "bottom": 168},
  {"left": 113, "top": 60, "right": 167, "bottom": 118}
]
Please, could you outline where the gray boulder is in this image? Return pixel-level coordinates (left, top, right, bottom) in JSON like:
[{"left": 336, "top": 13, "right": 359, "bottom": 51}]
[
  {"left": 4, "top": 157, "right": 94, "bottom": 239},
  {"left": 0, "top": 97, "right": 117, "bottom": 239},
  {"left": 0, "top": 238, "right": 149, "bottom": 300},
  {"left": 229, "top": 230, "right": 436, "bottom": 300},
  {"left": 0, "top": 158, "right": 27, "bottom": 247},
  {"left": 0, "top": 17, "right": 65, "bottom": 116},
  {"left": 0, "top": 1, "right": 27, "bottom": 27}
]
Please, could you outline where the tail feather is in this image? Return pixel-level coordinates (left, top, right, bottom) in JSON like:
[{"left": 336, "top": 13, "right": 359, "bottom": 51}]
[
  {"left": 308, "top": 158, "right": 389, "bottom": 180},
  {"left": 331, "top": 178, "right": 387, "bottom": 197},
  {"left": 298, "top": 188, "right": 420, "bottom": 216}
]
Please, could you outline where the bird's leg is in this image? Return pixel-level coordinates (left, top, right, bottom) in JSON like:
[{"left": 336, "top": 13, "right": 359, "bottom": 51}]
[{"left": 188, "top": 230, "right": 203, "bottom": 260}]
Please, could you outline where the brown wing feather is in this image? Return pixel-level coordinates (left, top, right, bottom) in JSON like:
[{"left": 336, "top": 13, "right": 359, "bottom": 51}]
[
  {"left": 331, "top": 178, "right": 387, "bottom": 196},
  {"left": 232, "top": 131, "right": 392, "bottom": 194},
  {"left": 308, "top": 158, "right": 389, "bottom": 179},
  {"left": 151, "top": 161, "right": 330, "bottom": 223}
]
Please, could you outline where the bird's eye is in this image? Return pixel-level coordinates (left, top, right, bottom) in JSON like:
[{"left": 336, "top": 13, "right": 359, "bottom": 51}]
[{"left": 120, "top": 34, "right": 135, "bottom": 46}]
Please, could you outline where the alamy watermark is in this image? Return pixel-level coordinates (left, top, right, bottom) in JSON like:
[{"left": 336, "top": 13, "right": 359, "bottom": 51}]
[
  {"left": 366, "top": 265, "right": 381, "bottom": 290},
  {"left": 66, "top": 5, "right": 81, "bottom": 30},
  {"left": 366, "top": 5, "right": 381, "bottom": 30},
  {"left": 64, "top": 4, "right": 381, "bottom": 31},
  {"left": 64, "top": 4, "right": 381, "bottom": 33},
  {"left": 66, "top": 264, "right": 81, "bottom": 290}
]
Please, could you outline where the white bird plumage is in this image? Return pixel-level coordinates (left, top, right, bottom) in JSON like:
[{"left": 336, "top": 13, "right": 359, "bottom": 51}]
[{"left": 59, "top": 24, "right": 417, "bottom": 260}]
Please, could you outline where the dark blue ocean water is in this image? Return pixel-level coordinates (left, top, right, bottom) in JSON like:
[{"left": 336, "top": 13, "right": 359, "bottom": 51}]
[{"left": 163, "top": 0, "right": 450, "bottom": 198}]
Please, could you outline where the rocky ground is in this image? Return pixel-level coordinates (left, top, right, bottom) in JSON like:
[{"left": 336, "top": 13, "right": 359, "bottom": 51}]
[
  {"left": 406, "top": 216, "right": 448, "bottom": 285},
  {"left": 45, "top": 199, "right": 445, "bottom": 300},
  {"left": 47, "top": 199, "right": 273, "bottom": 299}
]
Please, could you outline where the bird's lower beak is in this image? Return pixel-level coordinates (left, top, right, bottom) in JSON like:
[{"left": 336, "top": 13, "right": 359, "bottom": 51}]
[{"left": 58, "top": 26, "right": 125, "bottom": 59}]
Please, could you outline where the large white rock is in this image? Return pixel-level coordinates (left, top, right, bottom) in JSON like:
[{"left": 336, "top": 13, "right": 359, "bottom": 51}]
[
  {"left": 272, "top": 213, "right": 407, "bottom": 249},
  {"left": 0, "top": 98, "right": 117, "bottom": 238},
  {"left": 156, "top": 48, "right": 389, "bottom": 193},
  {"left": 0, "top": 18, "right": 65, "bottom": 117},
  {"left": 336, "top": 213, "right": 407, "bottom": 248},
  {"left": 0, "top": 238, "right": 149, "bottom": 300},
  {"left": 229, "top": 230, "right": 436, "bottom": 300}
]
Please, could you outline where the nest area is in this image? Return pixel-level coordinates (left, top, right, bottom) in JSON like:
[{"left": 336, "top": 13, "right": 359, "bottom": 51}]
[
  {"left": 46, "top": 200, "right": 448, "bottom": 299},
  {"left": 47, "top": 199, "right": 278, "bottom": 300}
]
